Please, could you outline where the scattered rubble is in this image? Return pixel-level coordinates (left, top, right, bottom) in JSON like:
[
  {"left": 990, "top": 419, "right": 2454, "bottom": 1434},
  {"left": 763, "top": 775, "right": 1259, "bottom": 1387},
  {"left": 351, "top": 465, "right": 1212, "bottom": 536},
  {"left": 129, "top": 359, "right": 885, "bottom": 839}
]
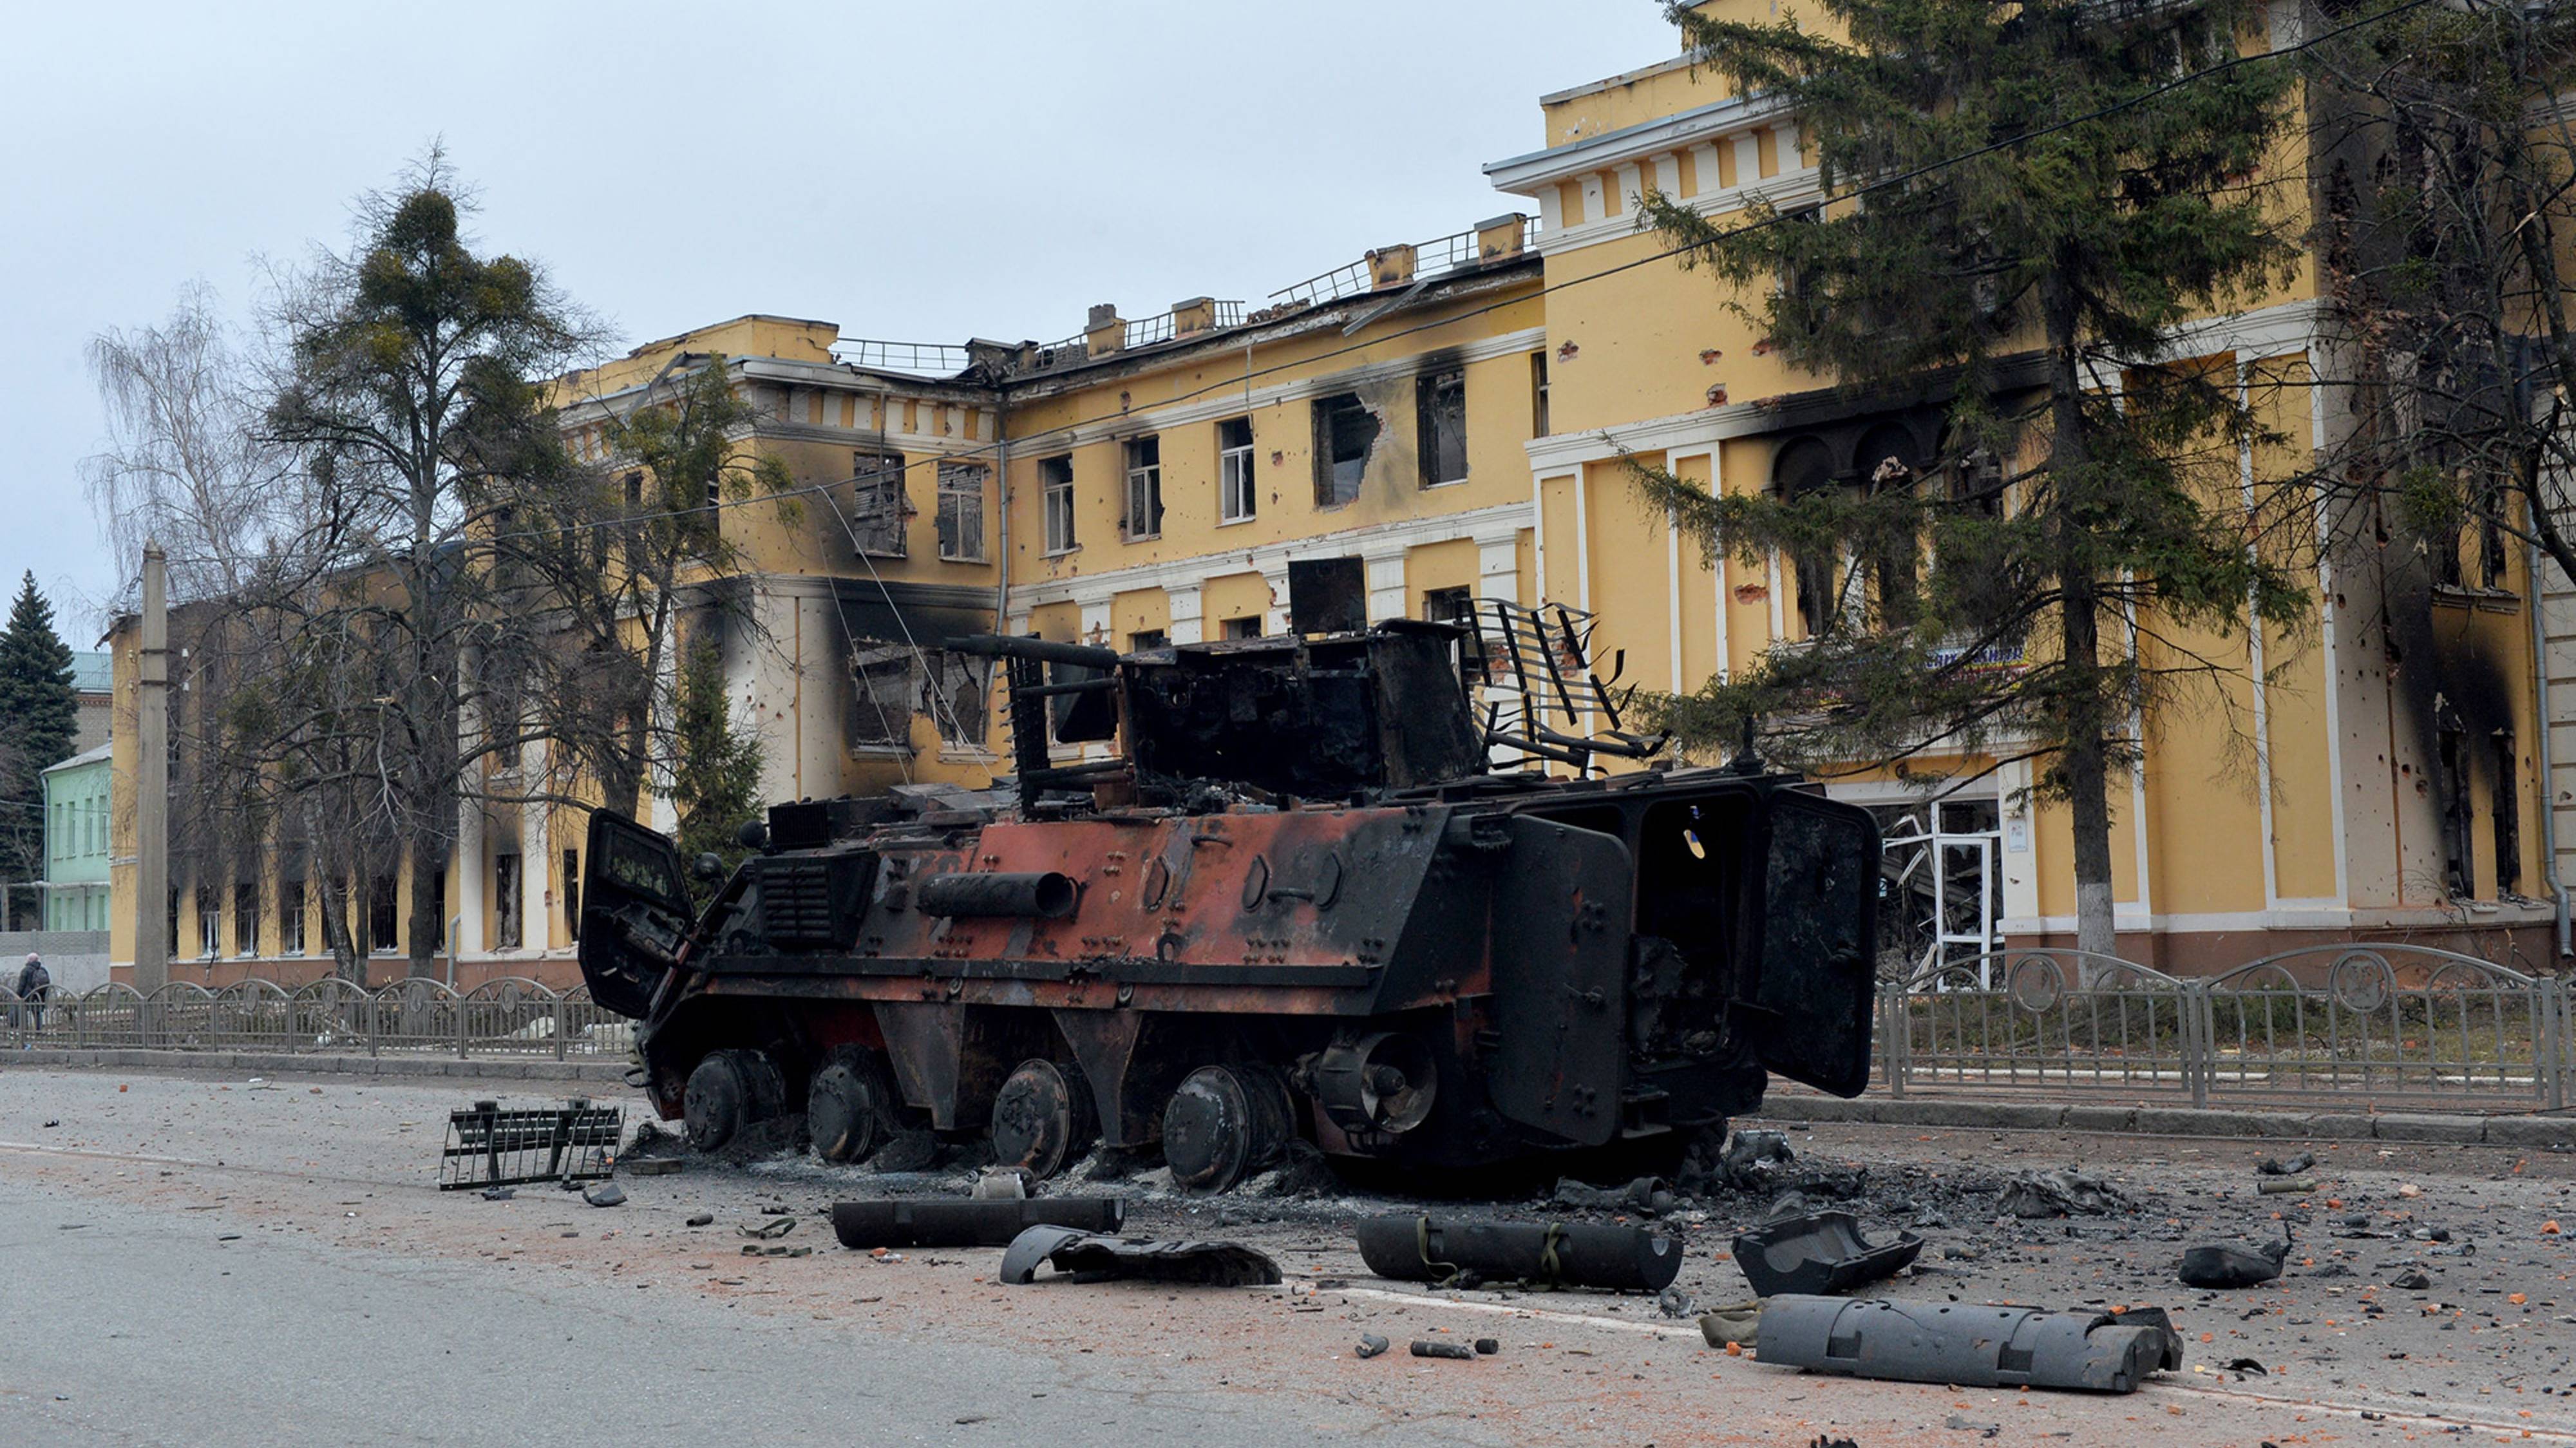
[
  {"left": 1411, "top": 1339, "right": 1475, "bottom": 1360},
  {"left": 2177, "top": 1227, "right": 2291, "bottom": 1289},
  {"left": 1732, "top": 1210, "right": 1924, "bottom": 1297},
  {"left": 1996, "top": 1168, "right": 2132, "bottom": 1218},
  {"left": 581, "top": 1183, "right": 625, "bottom": 1208},
  {"left": 1353, "top": 1333, "right": 1389, "bottom": 1359},
  {"left": 1698, "top": 1300, "right": 1763, "bottom": 1349},
  {"left": 1550, "top": 1176, "right": 1676, "bottom": 1215},
  {"left": 739, "top": 1217, "right": 795, "bottom": 1240},
  {"left": 2257, "top": 1151, "right": 2317, "bottom": 1177}
]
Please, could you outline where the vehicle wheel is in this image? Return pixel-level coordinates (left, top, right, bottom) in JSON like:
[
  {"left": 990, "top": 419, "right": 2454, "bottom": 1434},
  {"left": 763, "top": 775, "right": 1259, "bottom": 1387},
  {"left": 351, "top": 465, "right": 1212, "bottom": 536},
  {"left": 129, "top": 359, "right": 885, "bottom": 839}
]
[
  {"left": 684, "top": 1048, "right": 784, "bottom": 1152},
  {"left": 989, "top": 1058, "right": 1099, "bottom": 1181},
  {"left": 1162, "top": 1062, "right": 1294, "bottom": 1194},
  {"left": 809, "top": 1049, "right": 902, "bottom": 1164}
]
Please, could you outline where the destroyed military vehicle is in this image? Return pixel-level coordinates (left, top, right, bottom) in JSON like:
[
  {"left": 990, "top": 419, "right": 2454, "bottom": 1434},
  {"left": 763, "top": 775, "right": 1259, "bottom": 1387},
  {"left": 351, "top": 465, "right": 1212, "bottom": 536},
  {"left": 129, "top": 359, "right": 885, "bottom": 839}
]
[{"left": 578, "top": 582, "right": 1880, "bottom": 1192}]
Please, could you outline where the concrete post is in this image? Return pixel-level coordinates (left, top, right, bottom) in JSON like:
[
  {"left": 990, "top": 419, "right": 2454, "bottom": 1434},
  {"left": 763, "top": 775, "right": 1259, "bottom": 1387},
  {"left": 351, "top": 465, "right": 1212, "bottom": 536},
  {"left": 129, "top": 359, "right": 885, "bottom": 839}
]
[{"left": 133, "top": 542, "right": 170, "bottom": 996}]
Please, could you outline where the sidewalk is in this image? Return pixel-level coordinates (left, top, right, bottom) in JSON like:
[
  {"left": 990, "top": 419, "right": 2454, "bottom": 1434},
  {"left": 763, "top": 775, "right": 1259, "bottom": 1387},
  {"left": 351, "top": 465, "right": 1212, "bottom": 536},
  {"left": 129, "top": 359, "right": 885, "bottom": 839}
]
[
  {"left": 1759, "top": 1087, "right": 2576, "bottom": 1147},
  {"left": 2, "top": 1046, "right": 629, "bottom": 1085}
]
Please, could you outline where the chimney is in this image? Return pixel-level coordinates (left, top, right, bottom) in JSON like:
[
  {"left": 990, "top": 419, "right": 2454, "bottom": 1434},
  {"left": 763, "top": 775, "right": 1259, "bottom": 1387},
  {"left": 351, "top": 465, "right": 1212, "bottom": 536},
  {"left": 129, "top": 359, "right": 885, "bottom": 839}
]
[
  {"left": 1171, "top": 297, "right": 1216, "bottom": 337},
  {"left": 1085, "top": 303, "right": 1125, "bottom": 356},
  {"left": 1477, "top": 213, "right": 1530, "bottom": 263},
  {"left": 1367, "top": 243, "right": 1417, "bottom": 292}
]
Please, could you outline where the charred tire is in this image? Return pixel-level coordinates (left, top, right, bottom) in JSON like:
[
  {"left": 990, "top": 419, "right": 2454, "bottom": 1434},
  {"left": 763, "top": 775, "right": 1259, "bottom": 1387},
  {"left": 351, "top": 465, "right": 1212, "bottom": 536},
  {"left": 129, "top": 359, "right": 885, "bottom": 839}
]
[
  {"left": 683, "top": 1048, "right": 786, "bottom": 1152},
  {"left": 1162, "top": 1063, "right": 1294, "bottom": 1194},
  {"left": 808, "top": 1049, "right": 902, "bottom": 1165},
  {"left": 989, "top": 1058, "right": 1099, "bottom": 1182}
]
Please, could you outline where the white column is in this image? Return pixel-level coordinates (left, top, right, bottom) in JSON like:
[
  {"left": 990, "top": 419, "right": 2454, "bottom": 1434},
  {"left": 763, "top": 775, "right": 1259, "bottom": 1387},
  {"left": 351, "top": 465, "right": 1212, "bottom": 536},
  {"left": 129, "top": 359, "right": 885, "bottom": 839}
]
[
  {"left": 1688, "top": 143, "right": 1722, "bottom": 197},
  {"left": 1653, "top": 153, "right": 1681, "bottom": 199},
  {"left": 522, "top": 743, "right": 552, "bottom": 954},
  {"left": 1579, "top": 174, "right": 1607, "bottom": 224},
  {"left": 1613, "top": 163, "right": 1643, "bottom": 214},
  {"left": 453, "top": 795, "right": 486, "bottom": 957},
  {"left": 1364, "top": 553, "right": 1408, "bottom": 623},
  {"left": 1734, "top": 133, "right": 1762, "bottom": 186},
  {"left": 1475, "top": 535, "right": 1519, "bottom": 603},
  {"left": 1166, "top": 584, "right": 1206, "bottom": 645}
]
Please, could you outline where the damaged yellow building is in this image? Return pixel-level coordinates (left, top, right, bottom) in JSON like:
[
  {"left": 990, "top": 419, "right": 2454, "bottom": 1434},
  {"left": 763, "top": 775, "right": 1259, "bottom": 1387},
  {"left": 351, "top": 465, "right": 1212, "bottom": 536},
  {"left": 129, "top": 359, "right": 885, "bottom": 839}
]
[{"left": 104, "top": 1, "right": 2571, "bottom": 987}]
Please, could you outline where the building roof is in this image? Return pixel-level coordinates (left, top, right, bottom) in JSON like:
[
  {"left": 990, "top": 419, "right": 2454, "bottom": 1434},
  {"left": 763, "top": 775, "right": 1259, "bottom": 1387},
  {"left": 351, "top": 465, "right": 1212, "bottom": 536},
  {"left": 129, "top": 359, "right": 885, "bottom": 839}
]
[
  {"left": 69, "top": 651, "right": 109, "bottom": 694},
  {"left": 41, "top": 742, "right": 112, "bottom": 775}
]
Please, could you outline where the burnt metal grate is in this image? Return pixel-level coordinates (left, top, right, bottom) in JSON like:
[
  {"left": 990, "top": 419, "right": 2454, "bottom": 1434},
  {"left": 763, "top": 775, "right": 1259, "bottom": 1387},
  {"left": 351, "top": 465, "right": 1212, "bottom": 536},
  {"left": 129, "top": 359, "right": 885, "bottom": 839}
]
[{"left": 438, "top": 1098, "right": 624, "bottom": 1190}]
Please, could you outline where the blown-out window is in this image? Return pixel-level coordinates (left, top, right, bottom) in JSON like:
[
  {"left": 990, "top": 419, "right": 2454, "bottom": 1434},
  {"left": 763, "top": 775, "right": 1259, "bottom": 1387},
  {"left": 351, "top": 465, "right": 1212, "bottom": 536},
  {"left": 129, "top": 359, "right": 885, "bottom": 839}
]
[
  {"left": 849, "top": 450, "right": 907, "bottom": 557},
  {"left": 1041, "top": 455, "right": 1077, "bottom": 554},
  {"left": 1122, "top": 437, "right": 1163, "bottom": 540},
  {"left": 937, "top": 461, "right": 988, "bottom": 562},
  {"left": 1417, "top": 368, "right": 1466, "bottom": 487},
  {"left": 1218, "top": 418, "right": 1256, "bottom": 524}
]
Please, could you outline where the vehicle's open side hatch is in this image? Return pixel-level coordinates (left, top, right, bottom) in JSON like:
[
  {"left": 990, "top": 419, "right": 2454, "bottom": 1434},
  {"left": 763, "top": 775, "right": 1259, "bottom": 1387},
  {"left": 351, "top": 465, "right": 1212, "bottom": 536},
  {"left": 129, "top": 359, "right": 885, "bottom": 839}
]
[
  {"left": 578, "top": 811, "right": 695, "bottom": 1019},
  {"left": 1742, "top": 790, "right": 1882, "bottom": 1098}
]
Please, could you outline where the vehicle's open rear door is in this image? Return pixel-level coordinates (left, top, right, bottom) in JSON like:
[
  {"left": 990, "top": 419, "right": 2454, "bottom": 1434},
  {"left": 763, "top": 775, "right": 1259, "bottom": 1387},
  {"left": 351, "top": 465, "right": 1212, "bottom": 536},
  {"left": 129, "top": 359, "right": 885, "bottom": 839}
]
[
  {"left": 1745, "top": 790, "right": 1881, "bottom": 1098},
  {"left": 578, "top": 811, "right": 695, "bottom": 1019}
]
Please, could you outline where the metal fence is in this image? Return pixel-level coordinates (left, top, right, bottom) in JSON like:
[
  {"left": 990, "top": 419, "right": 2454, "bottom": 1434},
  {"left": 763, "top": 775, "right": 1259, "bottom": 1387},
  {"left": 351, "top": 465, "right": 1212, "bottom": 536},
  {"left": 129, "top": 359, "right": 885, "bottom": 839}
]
[
  {"left": 1880, "top": 943, "right": 2573, "bottom": 1110},
  {"left": 0, "top": 978, "right": 633, "bottom": 1062}
]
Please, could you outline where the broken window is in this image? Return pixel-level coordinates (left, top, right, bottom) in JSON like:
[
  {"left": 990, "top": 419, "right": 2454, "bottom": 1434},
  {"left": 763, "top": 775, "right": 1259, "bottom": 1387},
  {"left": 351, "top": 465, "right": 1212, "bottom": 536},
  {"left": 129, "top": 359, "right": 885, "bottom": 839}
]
[
  {"left": 1773, "top": 435, "right": 1842, "bottom": 638},
  {"left": 1122, "top": 436, "right": 1163, "bottom": 540},
  {"left": 196, "top": 884, "right": 220, "bottom": 958},
  {"left": 234, "top": 881, "right": 259, "bottom": 957},
  {"left": 2432, "top": 520, "right": 2465, "bottom": 589},
  {"left": 623, "top": 471, "right": 645, "bottom": 508},
  {"left": 2437, "top": 718, "right": 2474, "bottom": 897},
  {"left": 1531, "top": 351, "right": 1550, "bottom": 438},
  {"left": 1422, "top": 586, "right": 1489, "bottom": 681},
  {"left": 1041, "top": 454, "right": 1077, "bottom": 554},
  {"left": 1417, "top": 368, "right": 1468, "bottom": 487},
  {"left": 1218, "top": 417, "right": 1256, "bottom": 524},
  {"left": 496, "top": 853, "right": 523, "bottom": 949},
  {"left": 279, "top": 878, "right": 307, "bottom": 957},
  {"left": 1856, "top": 423, "right": 1921, "bottom": 630},
  {"left": 365, "top": 877, "right": 397, "bottom": 954},
  {"left": 1313, "top": 393, "right": 1377, "bottom": 507},
  {"left": 2481, "top": 511, "right": 2508, "bottom": 589},
  {"left": 1130, "top": 629, "right": 1168, "bottom": 652},
  {"left": 2494, "top": 731, "right": 2522, "bottom": 895},
  {"left": 937, "top": 461, "right": 988, "bottom": 562},
  {"left": 1221, "top": 615, "right": 1263, "bottom": 640},
  {"left": 849, "top": 450, "right": 908, "bottom": 557},
  {"left": 922, "top": 652, "right": 990, "bottom": 748},
  {"left": 848, "top": 643, "right": 916, "bottom": 748}
]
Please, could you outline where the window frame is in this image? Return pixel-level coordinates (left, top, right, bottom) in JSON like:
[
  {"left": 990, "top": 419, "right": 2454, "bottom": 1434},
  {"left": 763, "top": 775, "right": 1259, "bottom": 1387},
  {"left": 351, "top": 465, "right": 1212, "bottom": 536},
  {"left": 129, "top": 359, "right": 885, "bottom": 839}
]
[
  {"left": 279, "top": 879, "right": 307, "bottom": 957},
  {"left": 936, "top": 460, "right": 989, "bottom": 563},
  {"left": 1122, "top": 435, "right": 1164, "bottom": 542},
  {"left": 1312, "top": 393, "right": 1378, "bottom": 508},
  {"left": 1040, "top": 454, "right": 1078, "bottom": 555},
  {"left": 1416, "top": 368, "right": 1468, "bottom": 488},
  {"left": 496, "top": 852, "right": 524, "bottom": 950},
  {"left": 1217, "top": 417, "right": 1257, "bottom": 525},
  {"left": 848, "top": 449, "right": 910, "bottom": 558},
  {"left": 233, "top": 881, "right": 260, "bottom": 958}
]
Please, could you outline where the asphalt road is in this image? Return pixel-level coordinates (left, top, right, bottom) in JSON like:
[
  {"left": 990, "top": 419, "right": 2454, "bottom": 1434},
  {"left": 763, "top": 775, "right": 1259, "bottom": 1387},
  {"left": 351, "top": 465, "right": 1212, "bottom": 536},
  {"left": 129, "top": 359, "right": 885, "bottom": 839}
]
[{"left": 2, "top": 1063, "right": 2572, "bottom": 1446}]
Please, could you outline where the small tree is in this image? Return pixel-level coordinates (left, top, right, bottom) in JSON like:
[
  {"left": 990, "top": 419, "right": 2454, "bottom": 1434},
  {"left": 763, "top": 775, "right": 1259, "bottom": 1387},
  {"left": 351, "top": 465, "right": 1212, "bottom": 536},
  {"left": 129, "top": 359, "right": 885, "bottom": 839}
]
[
  {"left": 669, "top": 637, "right": 764, "bottom": 881},
  {"left": 1632, "top": 0, "right": 2315, "bottom": 955},
  {"left": 0, "top": 573, "right": 78, "bottom": 923}
]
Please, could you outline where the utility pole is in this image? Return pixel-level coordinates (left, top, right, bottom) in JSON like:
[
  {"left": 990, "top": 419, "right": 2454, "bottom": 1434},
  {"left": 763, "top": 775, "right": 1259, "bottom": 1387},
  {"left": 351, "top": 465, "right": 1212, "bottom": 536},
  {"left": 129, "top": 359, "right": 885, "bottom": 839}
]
[{"left": 132, "top": 541, "right": 169, "bottom": 995}]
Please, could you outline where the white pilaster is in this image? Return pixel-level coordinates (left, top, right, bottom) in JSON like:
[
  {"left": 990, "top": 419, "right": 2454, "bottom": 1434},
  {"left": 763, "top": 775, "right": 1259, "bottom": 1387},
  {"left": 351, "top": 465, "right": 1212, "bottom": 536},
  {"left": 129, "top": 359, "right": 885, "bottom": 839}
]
[
  {"left": 1167, "top": 583, "right": 1205, "bottom": 645},
  {"left": 522, "top": 740, "right": 552, "bottom": 953},
  {"left": 1364, "top": 553, "right": 1409, "bottom": 623}
]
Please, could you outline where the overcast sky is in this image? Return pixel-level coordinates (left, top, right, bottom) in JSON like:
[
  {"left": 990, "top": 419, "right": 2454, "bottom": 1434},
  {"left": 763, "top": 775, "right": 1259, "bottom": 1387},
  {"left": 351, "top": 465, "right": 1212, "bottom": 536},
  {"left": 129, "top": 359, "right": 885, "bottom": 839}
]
[{"left": 0, "top": 1, "right": 1681, "bottom": 642}]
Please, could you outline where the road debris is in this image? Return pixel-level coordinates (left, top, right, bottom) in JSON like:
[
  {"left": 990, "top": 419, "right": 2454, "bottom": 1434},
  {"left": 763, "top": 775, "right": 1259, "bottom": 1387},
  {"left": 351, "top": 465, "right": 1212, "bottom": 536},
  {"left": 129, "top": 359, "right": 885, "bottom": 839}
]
[
  {"left": 971, "top": 1169, "right": 1029, "bottom": 1201},
  {"left": 2177, "top": 1226, "right": 2291, "bottom": 1288},
  {"left": 1946, "top": 1412, "right": 2001, "bottom": 1438},
  {"left": 1550, "top": 1176, "right": 1675, "bottom": 1215},
  {"left": 1353, "top": 1215, "right": 1681, "bottom": 1293},
  {"left": 1756, "top": 1296, "right": 2184, "bottom": 1394},
  {"left": 739, "top": 1217, "right": 797, "bottom": 1241},
  {"left": 685, "top": 1212, "right": 714, "bottom": 1227},
  {"left": 437, "top": 1098, "right": 621, "bottom": 1192},
  {"left": 1354, "top": 1333, "right": 1390, "bottom": 1359},
  {"left": 1996, "top": 1168, "right": 2133, "bottom": 1218},
  {"left": 1719, "top": 1128, "right": 1797, "bottom": 1188},
  {"left": 2257, "top": 1151, "right": 2316, "bottom": 1177},
  {"left": 2255, "top": 1177, "right": 2320, "bottom": 1196},
  {"left": 1699, "top": 1300, "right": 1763, "bottom": 1349},
  {"left": 2389, "top": 1269, "right": 2431, "bottom": 1290},
  {"left": 1410, "top": 1340, "right": 1475, "bottom": 1360},
  {"left": 581, "top": 1183, "right": 625, "bottom": 1208},
  {"left": 478, "top": 1186, "right": 515, "bottom": 1201},
  {"left": 832, "top": 1198, "right": 1126, "bottom": 1250},
  {"left": 1732, "top": 1210, "right": 1924, "bottom": 1298},
  {"left": 623, "top": 1156, "right": 682, "bottom": 1177},
  {"left": 998, "top": 1226, "right": 1281, "bottom": 1287},
  {"left": 1473, "top": 1338, "right": 1498, "bottom": 1355}
]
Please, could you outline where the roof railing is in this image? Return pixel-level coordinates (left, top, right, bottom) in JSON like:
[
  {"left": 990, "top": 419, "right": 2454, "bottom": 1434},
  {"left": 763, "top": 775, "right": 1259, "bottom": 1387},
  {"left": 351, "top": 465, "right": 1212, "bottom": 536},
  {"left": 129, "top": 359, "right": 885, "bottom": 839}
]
[{"left": 831, "top": 338, "right": 973, "bottom": 376}]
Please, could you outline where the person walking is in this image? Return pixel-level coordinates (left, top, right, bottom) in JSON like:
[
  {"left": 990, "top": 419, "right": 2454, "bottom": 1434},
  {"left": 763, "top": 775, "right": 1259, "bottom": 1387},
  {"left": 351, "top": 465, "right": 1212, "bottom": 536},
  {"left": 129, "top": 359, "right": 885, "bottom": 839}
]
[{"left": 15, "top": 952, "right": 50, "bottom": 1033}]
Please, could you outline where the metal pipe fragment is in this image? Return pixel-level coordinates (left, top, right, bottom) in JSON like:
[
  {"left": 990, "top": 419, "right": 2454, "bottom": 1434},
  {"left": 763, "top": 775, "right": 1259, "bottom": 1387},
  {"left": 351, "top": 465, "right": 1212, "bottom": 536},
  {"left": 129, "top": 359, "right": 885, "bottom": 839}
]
[
  {"left": 1354, "top": 1215, "right": 1681, "bottom": 1293},
  {"left": 830, "top": 1197, "right": 1124, "bottom": 1249},
  {"left": 1756, "top": 1296, "right": 2184, "bottom": 1394},
  {"left": 918, "top": 871, "right": 1080, "bottom": 919}
]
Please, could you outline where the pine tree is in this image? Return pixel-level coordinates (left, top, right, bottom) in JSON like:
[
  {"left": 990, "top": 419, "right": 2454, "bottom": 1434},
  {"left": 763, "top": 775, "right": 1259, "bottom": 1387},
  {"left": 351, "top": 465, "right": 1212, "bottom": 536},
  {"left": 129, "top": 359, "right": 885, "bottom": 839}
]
[
  {"left": 1632, "top": 0, "right": 2316, "bottom": 957},
  {"left": 670, "top": 637, "right": 766, "bottom": 884},
  {"left": 0, "top": 572, "right": 79, "bottom": 911}
]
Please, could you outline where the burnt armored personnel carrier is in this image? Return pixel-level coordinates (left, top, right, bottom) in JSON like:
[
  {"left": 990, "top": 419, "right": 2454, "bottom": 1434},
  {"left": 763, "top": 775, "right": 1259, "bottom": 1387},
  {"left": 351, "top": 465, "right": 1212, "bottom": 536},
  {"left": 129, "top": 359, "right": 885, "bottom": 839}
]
[{"left": 578, "top": 596, "right": 1880, "bottom": 1191}]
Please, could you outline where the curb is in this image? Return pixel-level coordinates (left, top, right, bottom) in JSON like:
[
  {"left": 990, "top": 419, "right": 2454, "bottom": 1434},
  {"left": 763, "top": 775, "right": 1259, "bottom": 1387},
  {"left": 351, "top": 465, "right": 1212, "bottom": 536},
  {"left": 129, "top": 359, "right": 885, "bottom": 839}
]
[
  {"left": 2, "top": 1047, "right": 629, "bottom": 1085},
  {"left": 1752, "top": 1092, "right": 2576, "bottom": 1148}
]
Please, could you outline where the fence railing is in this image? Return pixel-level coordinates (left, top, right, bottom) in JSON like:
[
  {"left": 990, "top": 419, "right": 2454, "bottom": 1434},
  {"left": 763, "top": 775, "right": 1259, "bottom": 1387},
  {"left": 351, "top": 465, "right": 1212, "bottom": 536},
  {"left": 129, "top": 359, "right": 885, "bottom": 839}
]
[
  {"left": 0, "top": 978, "right": 633, "bottom": 1063},
  {"left": 1880, "top": 943, "right": 2571, "bottom": 1111}
]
